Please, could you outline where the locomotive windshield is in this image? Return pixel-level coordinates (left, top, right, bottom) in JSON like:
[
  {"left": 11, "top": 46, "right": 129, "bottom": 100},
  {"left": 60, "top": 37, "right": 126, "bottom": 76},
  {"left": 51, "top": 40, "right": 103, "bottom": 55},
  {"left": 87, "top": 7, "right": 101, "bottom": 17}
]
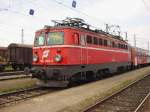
[
  {"left": 34, "top": 33, "right": 45, "bottom": 46},
  {"left": 47, "top": 32, "right": 64, "bottom": 45}
]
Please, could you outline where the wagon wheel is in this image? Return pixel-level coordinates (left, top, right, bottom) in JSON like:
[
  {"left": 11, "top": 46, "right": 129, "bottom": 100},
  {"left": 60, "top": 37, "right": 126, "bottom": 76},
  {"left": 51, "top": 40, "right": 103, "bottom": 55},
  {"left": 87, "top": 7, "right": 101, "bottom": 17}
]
[{"left": 0, "top": 66, "right": 4, "bottom": 72}]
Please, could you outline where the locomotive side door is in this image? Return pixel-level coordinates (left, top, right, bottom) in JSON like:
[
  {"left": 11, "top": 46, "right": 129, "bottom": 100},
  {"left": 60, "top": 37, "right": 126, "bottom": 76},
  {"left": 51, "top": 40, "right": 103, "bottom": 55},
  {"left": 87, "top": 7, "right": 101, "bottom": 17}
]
[{"left": 80, "top": 34, "right": 87, "bottom": 65}]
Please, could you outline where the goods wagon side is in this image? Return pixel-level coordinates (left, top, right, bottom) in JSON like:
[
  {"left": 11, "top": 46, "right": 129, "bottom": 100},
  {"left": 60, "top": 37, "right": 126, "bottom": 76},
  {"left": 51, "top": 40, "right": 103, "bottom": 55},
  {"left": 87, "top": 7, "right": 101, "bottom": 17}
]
[
  {"left": 8, "top": 43, "right": 32, "bottom": 70},
  {"left": 0, "top": 47, "right": 7, "bottom": 71}
]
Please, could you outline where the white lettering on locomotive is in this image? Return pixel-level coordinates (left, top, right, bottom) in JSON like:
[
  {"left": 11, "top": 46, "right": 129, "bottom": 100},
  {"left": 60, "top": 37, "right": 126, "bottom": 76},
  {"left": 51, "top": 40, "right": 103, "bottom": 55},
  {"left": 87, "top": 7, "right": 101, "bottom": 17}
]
[{"left": 42, "top": 50, "right": 49, "bottom": 59}]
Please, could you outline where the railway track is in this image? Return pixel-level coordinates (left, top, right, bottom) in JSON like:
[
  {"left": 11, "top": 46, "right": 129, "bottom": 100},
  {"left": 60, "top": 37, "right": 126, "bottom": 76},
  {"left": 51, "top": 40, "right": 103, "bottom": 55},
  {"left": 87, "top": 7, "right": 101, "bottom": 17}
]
[
  {"left": 0, "top": 75, "right": 31, "bottom": 81},
  {"left": 0, "top": 71, "right": 24, "bottom": 77},
  {"left": 82, "top": 74, "right": 150, "bottom": 112},
  {"left": 135, "top": 92, "right": 150, "bottom": 112},
  {"left": 0, "top": 87, "right": 59, "bottom": 108},
  {"left": 0, "top": 71, "right": 31, "bottom": 81}
]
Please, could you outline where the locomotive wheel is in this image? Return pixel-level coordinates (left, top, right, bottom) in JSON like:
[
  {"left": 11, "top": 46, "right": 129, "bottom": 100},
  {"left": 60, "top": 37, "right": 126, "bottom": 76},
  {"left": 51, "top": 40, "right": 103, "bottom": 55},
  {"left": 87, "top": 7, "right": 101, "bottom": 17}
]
[
  {"left": 12, "top": 65, "right": 18, "bottom": 70},
  {"left": 19, "top": 66, "right": 24, "bottom": 70},
  {"left": 96, "top": 70, "right": 105, "bottom": 79},
  {"left": 86, "top": 71, "right": 95, "bottom": 81}
]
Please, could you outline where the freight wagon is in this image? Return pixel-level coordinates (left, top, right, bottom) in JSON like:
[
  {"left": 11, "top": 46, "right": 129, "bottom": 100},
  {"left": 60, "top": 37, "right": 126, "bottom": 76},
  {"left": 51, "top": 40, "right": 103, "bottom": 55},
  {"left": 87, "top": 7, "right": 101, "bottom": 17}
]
[
  {"left": 0, "top": 47, "right": 7, "bottom": 71},
  {"left": 8, "top": 43, "right": 32, "bottom": 70}
]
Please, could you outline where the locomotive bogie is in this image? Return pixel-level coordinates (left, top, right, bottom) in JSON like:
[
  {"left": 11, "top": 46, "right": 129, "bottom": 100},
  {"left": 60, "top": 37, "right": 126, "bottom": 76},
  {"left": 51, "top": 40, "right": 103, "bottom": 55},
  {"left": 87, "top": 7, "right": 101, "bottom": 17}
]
[{"left": 31, "top": 61, "right": 130, "bottom": 87}]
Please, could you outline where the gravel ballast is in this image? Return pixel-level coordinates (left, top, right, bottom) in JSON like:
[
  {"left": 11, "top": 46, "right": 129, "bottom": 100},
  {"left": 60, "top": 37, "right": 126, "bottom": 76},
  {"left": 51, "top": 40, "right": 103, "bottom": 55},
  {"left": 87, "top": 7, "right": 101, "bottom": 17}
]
[{"left": 1, "top": 67, "right": 150, "bottom": 112}]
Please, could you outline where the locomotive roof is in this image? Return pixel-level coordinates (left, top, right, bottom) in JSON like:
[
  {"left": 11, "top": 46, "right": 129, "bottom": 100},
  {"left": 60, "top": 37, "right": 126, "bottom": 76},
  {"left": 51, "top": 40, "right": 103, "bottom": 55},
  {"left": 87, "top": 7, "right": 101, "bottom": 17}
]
[
  {"left": 35, "top": 18, "right": 128, "bottom": 44},
  {"left": 50, "top": 17, "right": 128, "bottom": 43},
  {"left": 42, "top": 25, "right": 128, "bottom": 44},
  {"left": 8, "top": 43, "right": 32, "bottom": 48}
]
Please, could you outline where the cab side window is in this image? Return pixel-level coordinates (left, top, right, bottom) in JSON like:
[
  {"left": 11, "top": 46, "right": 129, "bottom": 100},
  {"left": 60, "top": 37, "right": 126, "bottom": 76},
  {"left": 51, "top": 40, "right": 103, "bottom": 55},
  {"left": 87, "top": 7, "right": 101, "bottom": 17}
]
[
  {"left": 104, "top": 39, "right": 108, "bottom": 46},
  {"left": 74, "top": 33, "right": 79, "bottom": 45},
  {"left": 80, "top": 34, "right": 85, "bottom": 45},
  {"left": 93, "top": 37, "right": 98, "bottom": 45},
  {"left": 99, "top": 38, "right": 103, "bottom": 45},
  {"left": 86, "top": 35, "right": 92, "bottom": 44}
]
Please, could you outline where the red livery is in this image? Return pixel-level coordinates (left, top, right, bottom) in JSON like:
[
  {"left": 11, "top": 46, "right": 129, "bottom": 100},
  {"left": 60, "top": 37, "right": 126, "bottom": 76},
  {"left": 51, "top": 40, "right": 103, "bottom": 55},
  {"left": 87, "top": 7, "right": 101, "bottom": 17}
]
[
  {"left": 131, "top": 47, "right": 149, "bottom": 67},
  {"left": 28, "top": 18, "right": 150, "bottom": 87}
]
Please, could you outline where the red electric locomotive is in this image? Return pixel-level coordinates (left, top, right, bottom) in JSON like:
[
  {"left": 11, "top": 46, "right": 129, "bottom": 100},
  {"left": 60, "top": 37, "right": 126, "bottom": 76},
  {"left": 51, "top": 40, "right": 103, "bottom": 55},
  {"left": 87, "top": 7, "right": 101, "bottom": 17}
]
[{"left": 28, "top": 18, "right": 131, "bottom": 87}]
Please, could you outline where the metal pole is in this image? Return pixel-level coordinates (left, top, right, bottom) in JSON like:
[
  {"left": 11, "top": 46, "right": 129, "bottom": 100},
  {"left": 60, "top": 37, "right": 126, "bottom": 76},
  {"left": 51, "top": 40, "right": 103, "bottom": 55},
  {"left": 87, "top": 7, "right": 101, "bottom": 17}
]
[
  {"left": 125, "top": 32, "right": 128, "bottom": 41},
  {"left": 147, "top": 41, "right": 149, "bottom": 57},
  {"left": 118, "top": 31, "right": 121, "bottom": 36},
  {"left": 148, "top": 41, "right": 149, "bottom": 51},
  {"left": 105, "top": 24, "right": 109, "bottom": 33},
  {"left": 134, "top": 34, "right": 136, "bottom": 48},
  {"left": 21, "top": 28, "right": 24, "bottom": 44}
]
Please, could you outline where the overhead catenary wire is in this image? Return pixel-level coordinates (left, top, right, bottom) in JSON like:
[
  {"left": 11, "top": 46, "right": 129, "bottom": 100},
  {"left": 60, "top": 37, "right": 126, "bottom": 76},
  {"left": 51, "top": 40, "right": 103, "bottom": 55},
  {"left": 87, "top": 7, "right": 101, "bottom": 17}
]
[
  {"left": 51, "top": 0, "right": 104, "bottom": 26},
  {"left": 0, "top": 0, "right": 40, "bottom": 17},
  {"left": 25, "top": 0, "right": 106, "bottom": 30},
  {"left": 0, "top": 0, "right": 105, "bottom": 29},
  {"left": 0, "top": 0, "right": 127, "bottom": 43},
  {"left": 0, "top": 0, "right": 149, "bottom": 48},
  {"left": 53, "top": 0, "right": 94, "bottom": 17},
  {"left": 0, "top": 1, "right": 46, "bottom": 29}
]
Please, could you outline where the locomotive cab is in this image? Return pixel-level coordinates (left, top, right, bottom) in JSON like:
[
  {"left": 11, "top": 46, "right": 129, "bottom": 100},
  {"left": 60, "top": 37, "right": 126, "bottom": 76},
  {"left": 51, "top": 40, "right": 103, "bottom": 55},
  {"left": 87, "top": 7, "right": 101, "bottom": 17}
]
[
  {"left": 33, "top": 28, "right": 87, "bottom": 66},
  {"left": 33, "top": 30, "right": 64, "bottom": 65},
  {"left": 30, "top": 26, "right": 88, "bottom": 87}
]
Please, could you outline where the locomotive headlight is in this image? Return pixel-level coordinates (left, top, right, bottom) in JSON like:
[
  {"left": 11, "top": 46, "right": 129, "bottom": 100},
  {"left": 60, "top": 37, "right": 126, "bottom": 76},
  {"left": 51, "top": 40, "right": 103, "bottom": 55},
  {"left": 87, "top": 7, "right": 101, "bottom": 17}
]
[
  {"left": 54, "top": 54, "right": 62, "bottom": 62},
  {"left": 33, "top": 54, "right": 38, "bottom": 62}
]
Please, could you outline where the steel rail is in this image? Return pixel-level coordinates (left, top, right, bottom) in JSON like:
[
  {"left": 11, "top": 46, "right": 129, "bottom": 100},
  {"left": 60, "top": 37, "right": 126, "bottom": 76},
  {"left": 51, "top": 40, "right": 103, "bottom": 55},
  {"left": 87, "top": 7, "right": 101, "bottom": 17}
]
[
  {"left": 0, "top": 75, "right": 31, "bottom": 81},
  {"left": 134, "top": 92, "right": 150, "bottom": 112},
  {"left": 0, "top": 86, "right": 57, "bottom": 108},
  {"left": 0, "top": 71, "right": 24, "bottom": 76},
  {"left": 0, "top": 86, "right": 40, "bottom": 97},
  {"left": 82, "top": 73, "right": 150, "bottom": 112}
]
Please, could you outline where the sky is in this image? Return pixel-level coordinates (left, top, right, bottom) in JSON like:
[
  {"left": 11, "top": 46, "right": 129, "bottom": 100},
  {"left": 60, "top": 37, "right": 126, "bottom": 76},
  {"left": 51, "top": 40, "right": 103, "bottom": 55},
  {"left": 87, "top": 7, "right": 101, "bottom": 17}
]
[{"left": 0, "top": 0, "right": 150, "bottom": 49}]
